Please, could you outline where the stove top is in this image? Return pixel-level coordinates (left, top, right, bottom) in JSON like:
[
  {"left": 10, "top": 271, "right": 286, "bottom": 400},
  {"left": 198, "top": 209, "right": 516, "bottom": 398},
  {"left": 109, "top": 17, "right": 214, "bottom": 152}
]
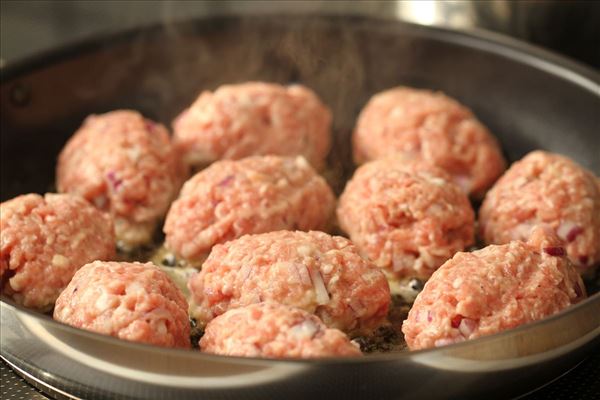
[{"left": 2, "top": 350, "right": 599, "bottom": 400}]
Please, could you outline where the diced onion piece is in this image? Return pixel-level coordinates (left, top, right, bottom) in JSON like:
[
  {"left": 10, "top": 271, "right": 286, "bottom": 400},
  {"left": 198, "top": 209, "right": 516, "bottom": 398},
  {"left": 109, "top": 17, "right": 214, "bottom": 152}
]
[
  {"left": 566, "top": 226, "right": 584, "bottom": 242},
  {"left": 543, "top": 246, "right": 565, "bottom": 256},
  {"left": 290, "top": 319, "right": 319, "bottom": 339},
  {"left": 429, "top": 177, "right": 447, "bottom": 186},
  {"left": 556, "top": 221, "right": 576, "bottom": 241},
  {"left": 296, "top": 264, "right": 312, "bottom": 285},
  {"left": 309, "top": 267, "right": 330, "bottom": 305},
  {"left": 512, "top": 221, "right": 535, "bottom": 240},
  {"left": 557, "top": 221, "right": 584, "bottom": 243},
  {"left": 218, "top": 175, "right": 234, "bottom": 187},
  {"left": 458, "top": 318, "right": 477, "bottom": 338},
  {"left": 453, "top": 174, "right": 472, "bottom": 194},
  {"left": 434, "top": 337, "right": 461, "bottom": 347},
  {"left": 450, "top": 314, "right": 463, "bottom": 328},
  {"left": 106, "top": 171, "right": 122, "bottom": 191}
]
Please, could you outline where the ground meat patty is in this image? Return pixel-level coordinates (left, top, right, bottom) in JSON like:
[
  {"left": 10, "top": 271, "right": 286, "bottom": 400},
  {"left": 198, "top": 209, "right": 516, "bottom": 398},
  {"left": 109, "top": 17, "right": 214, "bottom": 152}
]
[
  {"left": 0, "top": 193, "right": 115, "bottom": 310},
  {"left": 337, "top": 158, "right": 475, "bottom": 282},
  {"left": 479, "top": 151, "right": 600, "bottom": 274},
  {"left": 188, "top": 230, "right": 391, "bottom": 335},
  {"left": 164, "top": 156, "right": 335, "bottom": 264},
  {"left": 200, "top": 302, "right": 362, "bottom": 358},
  {"left": 352, "top": 87, "right": 506, "bottom": 198},
  {"left": 402, "top": 228, "right": 585, "bottom": 350},
  {"left": 173, "top": 82, "right": 332, "bottom": 170},
  {"left": 57, "top": 110, "right": 184, "bottom": 249},
  {"left": 54, "top": 261, "right": 190, "bottom": 348}
]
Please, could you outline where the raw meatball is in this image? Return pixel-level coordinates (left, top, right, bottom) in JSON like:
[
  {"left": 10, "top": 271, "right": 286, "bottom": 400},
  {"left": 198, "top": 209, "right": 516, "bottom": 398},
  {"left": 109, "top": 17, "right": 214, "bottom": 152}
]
[
  {"left": 352, "top": 87, "right": 506, "bottom": 198},
  {"left": 337, "top": 158, "right": 475, "bottom": 282},
  {"left": 164, "top": 156, "right": 335, "bottom": 264},
  {"left": 402, "top": 228, "right": 585, "bottom": 350},
  {"left": 188, "top": 230, "right": 390, "bottom": 335},
  {"left": 54, "top": 261, "right": 191, "bottom": 348},
  {"left": 479, "top": 151, "right": 600, "bottom": 273},
  {"left": 200, "top": 302, "right": 362, "bottom": 358},
  {"left": 57, "top": 110, "right": 184, "bottom": 249},
  {"left": 173, "top": 82, "right": 332, "bottom": 170},
  {"left": 0, "top": 193, "right": 115, "bottom": 310}
]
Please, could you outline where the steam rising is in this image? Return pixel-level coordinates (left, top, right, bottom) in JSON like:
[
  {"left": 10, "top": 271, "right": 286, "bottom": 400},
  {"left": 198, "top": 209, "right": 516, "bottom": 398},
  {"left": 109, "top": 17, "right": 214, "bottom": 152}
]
[{"left": 131, "top": 16, "right": 388, "bottom": 191}]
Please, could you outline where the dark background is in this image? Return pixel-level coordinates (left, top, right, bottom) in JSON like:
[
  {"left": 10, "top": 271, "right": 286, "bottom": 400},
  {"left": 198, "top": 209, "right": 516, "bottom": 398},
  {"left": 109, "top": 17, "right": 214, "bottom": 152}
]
[{"left": 1, "top": 0, "right": 599, "bottom": 69}]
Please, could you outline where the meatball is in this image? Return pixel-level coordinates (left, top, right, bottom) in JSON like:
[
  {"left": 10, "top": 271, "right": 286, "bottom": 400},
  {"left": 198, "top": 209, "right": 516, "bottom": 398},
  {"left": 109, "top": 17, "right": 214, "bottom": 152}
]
[
  {"left": 200, "top": 302, "right": 362, "bottom": 358},
  {"left": 352, "top": 87, "right": 506, "bottom": 198},
  {"left": 479, "top": 151, "right": 600, "bottom": 273},
  {"left": 172, "top": 82, "right": 332, "bottom": 170},
  {"left": 54, "top": 261, "right": 190, "bottom": 348},
  {"left": 57, "top": 110, "right": 184, "bottom": 249},
  {"left": 337, "top": 158, "right": 475, "bottom": 282},
  {"left": 164, "top": 156, "right": 335, "bottom": 264},
  {"left": 0, "top": 193, "right": 115, "bottom": 310},
  {"left": 402, "top": 228, "right": 585, "bottom": 350},
  {"left": 188, "top": 230, "right": 391, "bottom": 334}
]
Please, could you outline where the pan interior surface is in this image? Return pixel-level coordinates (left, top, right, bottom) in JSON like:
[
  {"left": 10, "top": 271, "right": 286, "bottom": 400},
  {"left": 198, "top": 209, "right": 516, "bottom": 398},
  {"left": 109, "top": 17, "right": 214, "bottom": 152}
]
[
  {"left": 1, "top": 16, "right": 599, "bottom": 200},
  {"left": 1, "top": 15, "right": 599, "bottom": 400}
]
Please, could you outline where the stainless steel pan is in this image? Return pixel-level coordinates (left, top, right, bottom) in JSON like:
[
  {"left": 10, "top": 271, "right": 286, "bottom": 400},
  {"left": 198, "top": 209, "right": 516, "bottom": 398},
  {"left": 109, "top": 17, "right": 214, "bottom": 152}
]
[{"left": 1, "top": 14, "right": 599, "bottom": 400}]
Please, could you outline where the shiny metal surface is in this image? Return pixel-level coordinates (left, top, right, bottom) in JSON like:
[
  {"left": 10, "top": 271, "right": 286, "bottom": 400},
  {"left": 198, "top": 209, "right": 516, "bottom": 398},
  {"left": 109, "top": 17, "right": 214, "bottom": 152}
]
[
  {"left": 1, "top": 12, "right": 600, "bottom": 400},
  {"left": 2, "top": 1, "right": 598, "bottom": 67},
  {"left": 1, "top": 295, "right": 599, "bottom": 399}
]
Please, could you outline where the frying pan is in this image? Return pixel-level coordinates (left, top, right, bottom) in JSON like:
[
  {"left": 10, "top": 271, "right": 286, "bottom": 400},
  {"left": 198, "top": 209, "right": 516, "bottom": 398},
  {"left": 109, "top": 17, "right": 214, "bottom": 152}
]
[{"left": 1, "top": 14, "right": 599, "bottom": 400}]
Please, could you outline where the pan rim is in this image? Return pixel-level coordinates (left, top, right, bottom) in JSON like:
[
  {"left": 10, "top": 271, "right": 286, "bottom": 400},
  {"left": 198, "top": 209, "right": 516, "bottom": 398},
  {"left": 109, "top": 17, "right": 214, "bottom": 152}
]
[
  {"left": 0, "top": 14, "right": 598, "bottom": 91},
  {"left": 2, "top": 290, "right": 599, "bottom": 366}
]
